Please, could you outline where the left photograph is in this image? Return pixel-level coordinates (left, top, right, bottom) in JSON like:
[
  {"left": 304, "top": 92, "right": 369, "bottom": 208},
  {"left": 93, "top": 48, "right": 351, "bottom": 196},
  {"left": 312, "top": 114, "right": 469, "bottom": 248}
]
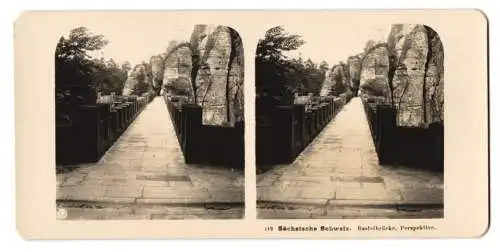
[{"left": 55, "top": 24, "right": 245, "bottom": 220}]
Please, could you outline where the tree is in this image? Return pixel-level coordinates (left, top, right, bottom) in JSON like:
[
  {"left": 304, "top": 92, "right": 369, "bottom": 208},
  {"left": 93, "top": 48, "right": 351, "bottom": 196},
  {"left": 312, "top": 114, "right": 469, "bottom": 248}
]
[
  {"left": 297, "top": 58, "right": 324, "bottom": 95},
  {"left": 121, "top": 61, "right": 131, "bottom": 74},
  {"left": 55, "top": 27, "right": 139, "bottom": 125},
  {"left": 256, "top": 26, "right": 305, "bottom": 60},
  {"left": 304, "top": 58, "right": 316, "bottom": 70},
  {"left": 133, "top": 70, "right": 149, "bottom": 95},
  {"left": 255, "top": 26, "right": 305, "bottom": 100},
  {"left": 55, "top": 27, "right": 108, "bottom": 95},
  {"left": 55, "top": 27, "right": 108, "bottom": 86},
  {"left": 319, "top": 61, "right": 329, "bottom": 73},
  {"left": 129, "top": 63, "right": 153, "bottom": 96},
  {"left": 93, "top": 58, "right": 128, "bottom": 95},
  {"left": 55, "top": 27, "right": 110, "bottom": 124}
]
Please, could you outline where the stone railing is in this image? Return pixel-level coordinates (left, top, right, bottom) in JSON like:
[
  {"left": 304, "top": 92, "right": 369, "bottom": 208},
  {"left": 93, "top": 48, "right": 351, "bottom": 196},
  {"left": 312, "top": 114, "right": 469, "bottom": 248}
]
[
  {"left": 164, "top": 95, "right": 244, "bottom": 169},
  {"left": 361, "top": 96, "right": 444, "bottom": 170},
  {"left": 256, "top": 92, "right": 353, "bottom": 166},
  {"left": 56, "top": 95, "right": 152, "bottom": 165}
]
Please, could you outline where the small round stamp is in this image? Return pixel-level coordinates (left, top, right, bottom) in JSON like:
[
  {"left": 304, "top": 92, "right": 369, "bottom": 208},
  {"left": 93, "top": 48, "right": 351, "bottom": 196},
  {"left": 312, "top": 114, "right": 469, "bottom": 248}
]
[{"left": 56, "top": 207, "right": 68, "bottom": 220}]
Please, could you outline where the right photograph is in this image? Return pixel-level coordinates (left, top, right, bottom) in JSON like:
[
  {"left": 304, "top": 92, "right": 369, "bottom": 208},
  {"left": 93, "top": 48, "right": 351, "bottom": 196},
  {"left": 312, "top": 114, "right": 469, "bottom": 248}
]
[{"left": 256, "top": 24, "right": 444, "bottom": 219}]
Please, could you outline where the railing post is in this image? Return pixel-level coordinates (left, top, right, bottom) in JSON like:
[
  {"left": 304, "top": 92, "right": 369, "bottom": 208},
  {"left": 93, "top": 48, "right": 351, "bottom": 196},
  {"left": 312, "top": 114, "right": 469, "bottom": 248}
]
[
  {"left": 328, "top": 101, "right": 331, "bottom": 118},
  {"left": 318, "top": 105, "right": 324, "bottom": 127},
  {"left": 305, "top": 112, "right": 312, "bottom": 144},
  {"left": 97, "top": 103, "right": 110, "bottom": 155},
  {"left": 133, "top": 99, "right": 138, "bottom": 116},
  {"left": 110, "top": 109, "right": 118, "bottom": 141},
  {"left": 429, "top": 123, "right": 444, "bottom": 170},
  {"left": 80, "top": 106, "right": 100, "bottom": 162},
  {"left": 176, "top": 105, "right": 182, "bottom": 134},
  {"left": 181, "top": 104, "right": 202, "bottom": 163},
  {"left": 292, "top": 104, "right": 305, "bottom": 156},
  {"left": 330, "top": 97, "right": 335, "bottom": 118},
  {"left": 275, "top": 106, "right": 294, "bottom": 163},
  {"left": 310, "top": 107, "right": 317, "bottom": 137},
  {"left": 376, "top": 104, "right": 397, "bottom": 165},
  {"left": 313, "top": 107, "right": 320, "bottom": 134},
  {"left": 123, "top": 102, "right": 129, "bottom": 124},
  {"left": 324, "top": 100, "right": 329, "bottom": 120},
  {"left": 323, "top": 102, "right": 328, "bottom": 122},
  {"left": 116, "top": 105, "right": 123, "bottom": 132}
]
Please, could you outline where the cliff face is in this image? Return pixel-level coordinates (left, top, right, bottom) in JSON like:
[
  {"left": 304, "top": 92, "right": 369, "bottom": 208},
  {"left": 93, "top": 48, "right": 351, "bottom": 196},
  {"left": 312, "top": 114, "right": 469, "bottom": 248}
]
[
  {"left": 356, "top": 24, "right": 444, "bottom": 127},
  {"left": 122, "top": 64, "right": 152, "bottom": 96},
  {"left": 195, "top": 26, "right": 233, "bottom": 126},
  {"left": 424, "top": 27, "right": 444, "bottom": 125},
  {"left": 347, "top": 56, "right": 362, "bottom": 91},
  {"left": 162, "top": 25, "right": 244, "bottom": 127},
  {"left": 190, "top": 25, "right": 216, "bottom": 62},
  {"left": 359, "top": 44, "right": 391, "bottom": 102},
  {"left": 388, "top": 24, "right": 429, "bottom": 127},
  {"left": 387, "top": 24, "right": 444, "bottom": 127},
  {"left": 319, "top": 68, "right": 335, "bottom": 96},
  {"left": 319, "top": 64, "right": 349, "bottom": 97},
  {"left": 162, "top": 42, "right": 195, "bottom": 101},
  {"left": 149, "top": 55, "right": 164, "bottom": 92},
  {"left": 227, "top": 28, "right": 245, "bottom": 125}
]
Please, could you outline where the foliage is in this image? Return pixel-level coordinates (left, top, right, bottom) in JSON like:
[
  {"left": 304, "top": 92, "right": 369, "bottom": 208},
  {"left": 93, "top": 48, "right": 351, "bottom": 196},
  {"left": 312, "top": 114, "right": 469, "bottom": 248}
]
[
  {"left": 256, "top": 26, "right": 305, "bottom": 61},
  {"left": 319, "top": 61, "right": 329, "bottom": 73},
  {"left": 125, "top": 63, "right": 154, "bottom": 96},
  {"left": 256, "top": 26, "right": 327, "bottom": 104},
  {"left": 121, "top": 61, "right": 131, "bottom": 73},
  {"left": 55, "top": 27, "right": 108, "bottom": 90},
  {"left": 93, "top": 58, "right": 129, "bottom": 95},
  {"left": 55, "top": 27, "right": 130, "bottom": 124},
  {"left": 132, "top": 65, "right": 149, "bottom": 95},
  {"left": 332, "top": 66, "right": 347, "bottom": 96},
  {"left": 360, "top": 78, "right": 388, "bottom": 97}
]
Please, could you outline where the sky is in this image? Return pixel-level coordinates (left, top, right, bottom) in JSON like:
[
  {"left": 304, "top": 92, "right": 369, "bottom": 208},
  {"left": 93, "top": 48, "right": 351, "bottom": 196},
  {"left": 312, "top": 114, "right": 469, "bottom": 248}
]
[
  {"left": 67, "top": 21, "right": 391, "bottom": 68},
  {"left": 79, "top": 23, "right": 194, "bottom": 66},
  {"left": 280, "top": 24, "right": 391, "bottom": 66}
]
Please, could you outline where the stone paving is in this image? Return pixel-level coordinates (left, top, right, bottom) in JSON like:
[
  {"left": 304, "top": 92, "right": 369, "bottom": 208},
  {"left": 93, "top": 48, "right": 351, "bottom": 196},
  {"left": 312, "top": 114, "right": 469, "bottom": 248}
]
[
  {"left": 56, "top": 97, "right": 244, "bottom": 219},
  {"left": 57, "top": 202, "right": 243, "bottom": 220},
  {"left": 257, "top": 97, "right": 443, "bottom": 219}
]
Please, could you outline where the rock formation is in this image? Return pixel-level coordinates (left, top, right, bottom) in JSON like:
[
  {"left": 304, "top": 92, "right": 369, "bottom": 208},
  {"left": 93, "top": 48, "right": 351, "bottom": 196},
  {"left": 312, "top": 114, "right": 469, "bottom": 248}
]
[
  {"left": 387, "top": 24, "right": 444, "bottom": 127},
  {"left": 122, "top": 64, "right": 152, "bottom": 96},
  {"left": 162, "top": 41, "right": 195, "bottom": 101},
  {"left": 347, "top": 56, "right": 362, "bottom": 93},
  {"left": 162, "top": 25, "right": 244, "bottom": 127},
  {"left": 359, "top": 43, "right": 391, "bottom": 102},
  {"left": 150, "top": 55, "right": 164, "bottom": 95},
  {"left": 319, "top": 69, "right": 334, "bottom": 96},
  {"left": 319, "top": 64, "right": 349, "bottom": 97},
  {"left": 387, "top": 24, "right": 428, "bottom": 127},
  {"left": 355, "top": 24, "right": 444, "bottom": 127},
  {"left": 227, "top": 28, "right": 245, "bottom": 125},
  {"left": 424, "top": 27, "right": 444, "bottom": 125},
  {"left": 195, "top": 26, "right": 232, "bottom": 126},
  {"left": 339, "top": 63, "right": 352, "bottom": 94},
  {"left": 190, "top": 25, "right": 216, "bottom": 62}
]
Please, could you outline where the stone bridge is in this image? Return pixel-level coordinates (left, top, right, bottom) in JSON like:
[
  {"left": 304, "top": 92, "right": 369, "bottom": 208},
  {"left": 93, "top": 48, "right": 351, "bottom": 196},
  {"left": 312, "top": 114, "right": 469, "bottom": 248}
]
[
  {"left": 257, "top": 24, "right": 444, "bottom": 219},
  {"left": 56, "top": 97, "right": 244, "bottom": 220},
  {"left": 257, "top": 97, "right": 443, "bottom": 219}
]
